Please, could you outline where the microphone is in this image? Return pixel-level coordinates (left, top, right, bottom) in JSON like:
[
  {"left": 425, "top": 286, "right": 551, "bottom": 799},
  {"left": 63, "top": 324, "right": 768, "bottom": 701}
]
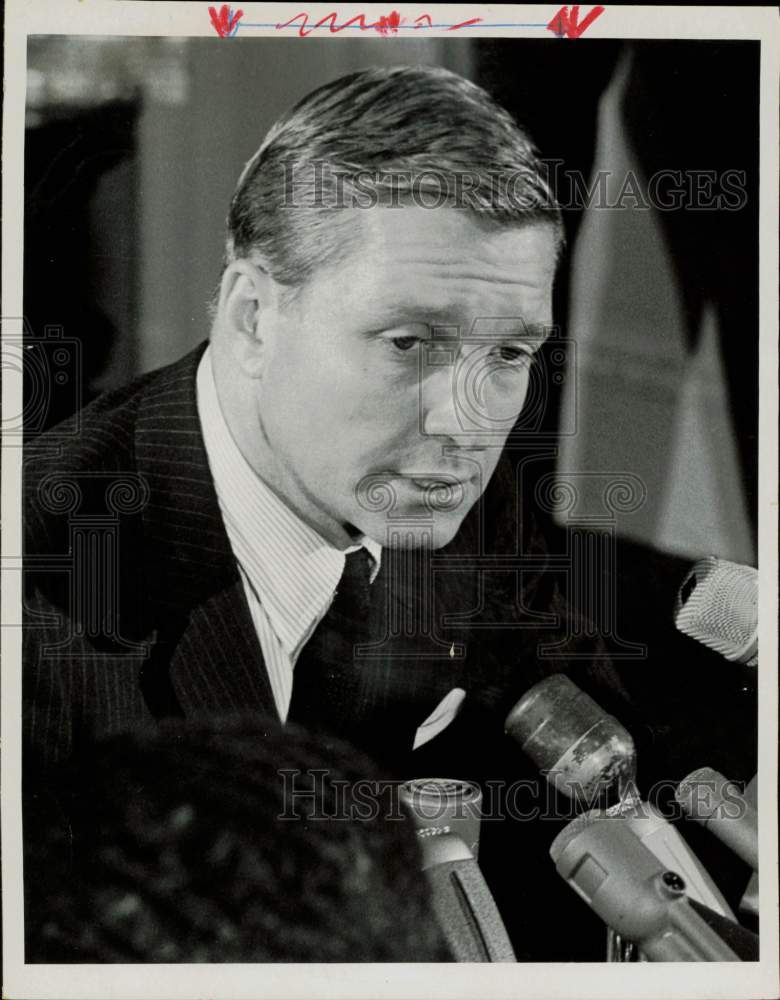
[
  {"left": 674, "top": 557, "right": 758, "bottom": 665},
  {"left": 738, "top": 775, "right": 759, "bottom": 920},
  {"left": 675, "top": 767, "right": 758, "bottom": 871},
  {"left": 549, "top": 811, "right": 745, "bottom": 961},
  {"left": 417, "top": 832, "right": 516, "bottom": 962},
  {"left": 505, "top": 673, "right": 638, "bottom": 810},
  {"left": 400, "top": 779, "right": 515, "bottom": 962},
  {"left": 398, "top": 778, "right": 482, "bottom": 855},
  {"left": 505, "top": 675, "right": 734, "bottom": 919}
]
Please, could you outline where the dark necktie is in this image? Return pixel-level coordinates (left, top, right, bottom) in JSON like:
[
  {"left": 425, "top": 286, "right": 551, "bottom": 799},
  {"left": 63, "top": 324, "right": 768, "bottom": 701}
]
[{"left": 287, "top": 548, "right": 373, "bottom": 738}]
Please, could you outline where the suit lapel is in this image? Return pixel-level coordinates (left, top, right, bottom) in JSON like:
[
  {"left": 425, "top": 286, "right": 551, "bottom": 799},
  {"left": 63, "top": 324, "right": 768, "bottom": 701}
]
[{"left": 135, "top": 343, "right": 276, "bottom": 719}]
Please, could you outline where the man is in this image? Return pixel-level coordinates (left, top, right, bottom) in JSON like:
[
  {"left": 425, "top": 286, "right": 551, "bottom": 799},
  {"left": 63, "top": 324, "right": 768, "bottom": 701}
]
[{"left": 24, "top": 65, "right": 630, "bottom": 958}]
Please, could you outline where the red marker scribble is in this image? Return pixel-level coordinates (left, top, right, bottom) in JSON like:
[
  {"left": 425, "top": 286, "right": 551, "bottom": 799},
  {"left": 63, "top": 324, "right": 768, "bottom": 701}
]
[
  {"left": 276, "top": 11, "right": 482, "bottom": 37},
  {"left": 375, "top": 10, "right": 402, "bottom": 34},
  {"left": 209, "top": 4, "right": 244, "bottom": 37},
  {"left": 276, "top": 12, "right": 367, "bottom": 36},
  {"left": 547, "top": 5, "right": 605, "bottom": 39},
  {"left": 448, "top": 17, "right": 483, "bottom": 30}
]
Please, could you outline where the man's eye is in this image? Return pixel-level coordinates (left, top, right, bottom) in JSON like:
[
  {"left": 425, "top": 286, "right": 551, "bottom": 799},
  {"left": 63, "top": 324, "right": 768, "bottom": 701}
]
[
  {"left": 390, "top": 336, "right": 422, "bottom": 352},
  {"left": 495, "top": 344, "right": 532, "bottom": 364}
]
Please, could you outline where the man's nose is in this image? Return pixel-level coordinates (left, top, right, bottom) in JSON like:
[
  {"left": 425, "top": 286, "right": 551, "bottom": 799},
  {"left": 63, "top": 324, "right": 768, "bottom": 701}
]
[
  {"left": 421, "top": 363, "right": 464, "bottom": 440},
  {"left": 423, "top": 345, "right": 505, "bottom": 443}
]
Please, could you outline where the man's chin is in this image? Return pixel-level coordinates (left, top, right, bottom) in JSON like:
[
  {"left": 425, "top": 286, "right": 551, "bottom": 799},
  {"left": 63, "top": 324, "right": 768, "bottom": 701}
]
[{"left": 361, "top": 515, "right": 465, "bottom": 551}]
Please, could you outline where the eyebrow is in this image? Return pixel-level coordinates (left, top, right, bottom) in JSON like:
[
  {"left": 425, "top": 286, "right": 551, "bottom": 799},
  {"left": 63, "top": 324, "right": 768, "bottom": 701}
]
[
  {"left": 453, "top": 318, "right": 553, "bottom": 342},
  {"left": 366, "top": 303, "right": 459, "bottom": 328},
  {"left": 369, "top": 303, "right": 552, "bottom": 341}
]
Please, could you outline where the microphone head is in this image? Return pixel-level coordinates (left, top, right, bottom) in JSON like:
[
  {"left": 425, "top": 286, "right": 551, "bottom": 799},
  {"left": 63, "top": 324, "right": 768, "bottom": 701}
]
[
  {"left": 548, "top": 808, "right": 607, "bottom": 865},
  {"left": 675, "top": 766, "right": 730, "bottom": 821},
  {"left": 399, "top": 778, "right": 483, "bottom": 857},
  {"left": 674, "top": 557, "right": 758, "bottom": 665},
  {"left": 505, "top": 674, "right": 637, "bottom": 808}
]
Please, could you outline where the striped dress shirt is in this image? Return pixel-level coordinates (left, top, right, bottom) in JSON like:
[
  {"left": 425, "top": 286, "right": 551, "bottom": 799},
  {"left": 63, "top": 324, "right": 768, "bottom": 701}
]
[{"left": 196, "top": 346, "right": 381, "bottom": 722}]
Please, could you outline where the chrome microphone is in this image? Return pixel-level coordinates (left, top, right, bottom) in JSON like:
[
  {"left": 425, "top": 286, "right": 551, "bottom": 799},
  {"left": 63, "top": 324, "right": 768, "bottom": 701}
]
[
  {"left": 398, "top": 778, "right": 482, "bottom": 856},
  {"left": 416, "top": 833, "right": 516, "bottom": 962},
  {"left": 738, "top": 775, "right": 759, "bottom": 920},
  {"left": 549, "top": 811, "right": 743, "bottom": 961},
  {"left": 674, "top": 557, "right": 758, "bottom": 665},
  {"left": 400, "top": 779, "right": 514, "bottom": 962},
  {"left": 675, "top": 767, "right": 758, "bottom": 871}
]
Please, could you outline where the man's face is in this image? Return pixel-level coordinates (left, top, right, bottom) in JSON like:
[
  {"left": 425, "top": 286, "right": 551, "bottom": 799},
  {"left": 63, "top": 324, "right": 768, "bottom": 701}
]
[{"left": 253, "top": 206, "right": 557, "bottom": 549}]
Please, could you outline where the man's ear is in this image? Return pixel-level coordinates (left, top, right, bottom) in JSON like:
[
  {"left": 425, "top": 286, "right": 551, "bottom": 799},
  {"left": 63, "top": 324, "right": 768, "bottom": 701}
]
[{"left": 217, "top": 259, "right": 278, "bottom": 378}]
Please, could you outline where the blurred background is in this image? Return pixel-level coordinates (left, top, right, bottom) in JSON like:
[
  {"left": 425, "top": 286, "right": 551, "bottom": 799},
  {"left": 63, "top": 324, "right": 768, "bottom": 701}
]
[{"left": 23, "top": 36, "right": 758, "bottom": 568}]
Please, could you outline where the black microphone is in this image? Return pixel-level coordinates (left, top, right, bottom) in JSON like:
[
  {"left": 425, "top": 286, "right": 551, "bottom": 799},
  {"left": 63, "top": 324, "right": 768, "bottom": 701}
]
[{"left": 674, "top": 557, "right": 758, "bottom": 665}]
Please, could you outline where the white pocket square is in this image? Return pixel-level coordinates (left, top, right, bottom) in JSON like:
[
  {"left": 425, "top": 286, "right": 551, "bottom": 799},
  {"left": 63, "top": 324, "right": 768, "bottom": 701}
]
[{"left": 412, "top": 687, "right": 466, "bottom": 750}]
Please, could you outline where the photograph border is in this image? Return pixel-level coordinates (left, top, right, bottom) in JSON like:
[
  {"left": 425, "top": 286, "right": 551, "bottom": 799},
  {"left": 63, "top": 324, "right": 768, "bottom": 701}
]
[{"left": 3, "top": 4, "right": 778, "bottom": 998}]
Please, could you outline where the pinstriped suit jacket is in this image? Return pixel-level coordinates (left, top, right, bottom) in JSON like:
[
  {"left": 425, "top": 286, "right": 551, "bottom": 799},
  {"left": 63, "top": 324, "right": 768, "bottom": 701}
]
[
  {"left": 24, "top": 342, "right": 274, "bottom": 763},
  {"left": 23, "top": 341, "right": 623, "bottom": 770}
]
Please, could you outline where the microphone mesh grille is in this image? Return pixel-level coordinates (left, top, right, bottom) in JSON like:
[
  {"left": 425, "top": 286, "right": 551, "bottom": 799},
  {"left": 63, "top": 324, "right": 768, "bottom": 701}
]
[{"left": 674, "top": 557, "right": 758, "bottom": 664}]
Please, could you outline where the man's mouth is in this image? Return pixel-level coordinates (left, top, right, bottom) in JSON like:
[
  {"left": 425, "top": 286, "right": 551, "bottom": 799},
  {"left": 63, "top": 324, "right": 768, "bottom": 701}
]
[
  {"left": 397, "top": 472, "right": 478, "bottom": 489},
  {"left": 410, "top": 476, "right": 463, "bottom": 487}
]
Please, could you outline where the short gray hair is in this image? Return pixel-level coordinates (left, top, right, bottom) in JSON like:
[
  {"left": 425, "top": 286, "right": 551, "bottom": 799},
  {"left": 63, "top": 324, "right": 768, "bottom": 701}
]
[{"left": 221, "top": 65, "right": 562, "bottom": 297}]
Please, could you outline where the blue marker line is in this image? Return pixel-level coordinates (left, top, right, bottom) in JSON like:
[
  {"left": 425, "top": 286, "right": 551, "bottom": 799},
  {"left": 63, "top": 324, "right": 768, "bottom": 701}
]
[{"left": 235, "top": 23, "right": 550, "bottom": 30}]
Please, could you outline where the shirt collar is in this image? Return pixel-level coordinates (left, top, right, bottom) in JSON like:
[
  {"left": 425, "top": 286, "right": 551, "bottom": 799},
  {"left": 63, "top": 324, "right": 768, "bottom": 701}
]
[{"left": 196, "top": 345, "right": 381, "bottom": 657}]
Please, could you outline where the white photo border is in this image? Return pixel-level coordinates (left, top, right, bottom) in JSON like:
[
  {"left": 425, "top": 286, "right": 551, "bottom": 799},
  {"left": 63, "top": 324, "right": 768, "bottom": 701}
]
[{"left": 3, "top": 4, "right": 778, "bottom": 998}]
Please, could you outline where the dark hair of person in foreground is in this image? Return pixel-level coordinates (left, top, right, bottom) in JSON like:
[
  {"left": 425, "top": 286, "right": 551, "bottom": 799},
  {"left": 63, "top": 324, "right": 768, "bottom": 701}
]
[{"left": 23, "top": 715, "right": 452, "bottom": 963}]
